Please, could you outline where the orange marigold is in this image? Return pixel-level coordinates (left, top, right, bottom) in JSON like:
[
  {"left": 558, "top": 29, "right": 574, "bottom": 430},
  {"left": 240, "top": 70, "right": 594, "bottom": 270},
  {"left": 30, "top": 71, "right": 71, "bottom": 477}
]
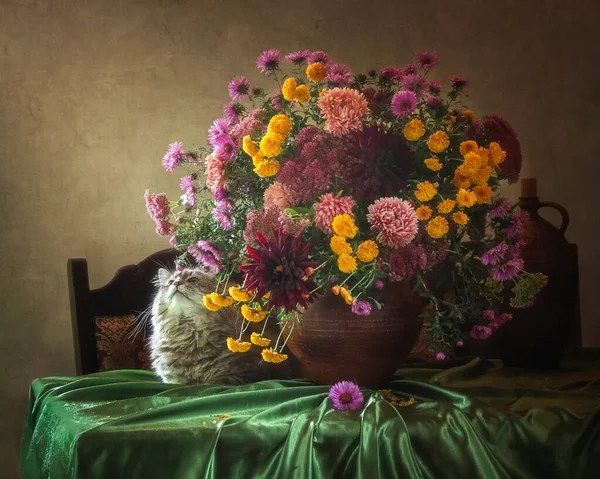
[
  {"left": 416, "top": 205, "right": 433, "bottom": 221},
  {"left": 427, "top": 130, "right": 450, "bottom": 153},
  {"left": 473, "top": 184, "right": 493, "bottom": 204},
  {"left": 415, "top": 181, "right": 437, "bottom": 202}
]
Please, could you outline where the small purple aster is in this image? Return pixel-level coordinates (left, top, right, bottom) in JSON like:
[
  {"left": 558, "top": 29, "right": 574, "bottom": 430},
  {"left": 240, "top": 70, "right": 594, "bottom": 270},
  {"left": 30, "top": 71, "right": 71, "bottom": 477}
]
[
  {"left": 308, "top": 50, "right": 330, "bottom": 65},
  {"left": 436, "top": 352, "right": 446, "bottom": 361},
  {"left": 428, "top": 81, "right": 443, "bottom": 94},
  {"left": 415, "top": 51, "right": 439, "bottom": 71},
  {"left": 326, "top": 63, "right": 353, "bottom": 86},
  {"left": 456, "top": 340, "right": 464, "bottom": 348},
  {"left": 213, "top": 134, "right": 237, "bottom": 161},
  {"left": 399, "top": 64, "right": 417, "bottom": 77},
  {"left": 426, "top": 96, "right": 441, "bottom": 109},
  {"left": 224, "top": 102, "right": 243, "bottom": 123},
  {"left": 374, "top": 279, "right": 386, "bottom": 290},
  {"left": 491, "top": 258, "right": 524, "bottom": 282},
  {"left": 208, "top": 118, "right": 231, "bottom": 147},
  {"left": 256, "top": 49, "right": 280, "bottom": 74},
  {"left": 481, "top": 242, "right": 508, "bottom": 266},
  {"left": 482, "top": 310, "right": 496, "bottom": 322},
  {"left": 451, "top": 75, "right": 469, "bottom": 89},
  {"left": 227, "top": 76, "right": 251, "bottom": 101},
  {"left": 285, "top": 50, "right": 311, "bottom": 65},
  {"left": 390, "top": 90, "right": 417, "bottom": 117},
  {"left": 328, "top": 381, "right": 364, "bottom": 411},
  {"left": 470, "top": 325, "right": 493, "bottom": 340},
  {"left": 379, "top": 67, "right": 403, "bottom": 82},
  {"left": 271, "top": 90, "right": 283, "bottom": 112},
  {"left": 188, "top": 241, "right": 222, "bottom": 273},
  {"left": 490, "top": 313, "right": 513, "bottom": 331},
  {"left": 179, "top": 175, "right": 196, "bottom": 206},
  {"left": 212, "top": 207, "right": 233, "bottom": 230},
  {"left": 214, "top": 187, "right": 230, "bottom": 201},
  {"left": 402, "top": 74, "right": 427, "bottom": 96},
  {"left": 489, "top": 199, "right": 513, "bottom": 219},
  {"left": 501, "top": 212, "right": 529, "bottom": 238},
  {"left": 162, "top": 142, "right": 185, "bottom": 172},
  {"left": 351, "top": 300, "right": 372, "bottom": 316}
]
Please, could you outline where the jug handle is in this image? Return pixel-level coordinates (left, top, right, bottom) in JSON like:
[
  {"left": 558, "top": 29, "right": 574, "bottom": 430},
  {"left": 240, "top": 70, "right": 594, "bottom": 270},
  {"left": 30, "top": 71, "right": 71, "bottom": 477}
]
[{"left": 537, "top": 201, "right": 570, "bottom": 234}]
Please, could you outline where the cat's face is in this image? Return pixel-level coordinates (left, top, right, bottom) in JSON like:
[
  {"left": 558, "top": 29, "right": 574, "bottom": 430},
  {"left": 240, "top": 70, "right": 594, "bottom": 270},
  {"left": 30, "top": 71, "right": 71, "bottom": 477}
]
[{"left": 154, "top": 267, "right": 216, "bottom": 314}]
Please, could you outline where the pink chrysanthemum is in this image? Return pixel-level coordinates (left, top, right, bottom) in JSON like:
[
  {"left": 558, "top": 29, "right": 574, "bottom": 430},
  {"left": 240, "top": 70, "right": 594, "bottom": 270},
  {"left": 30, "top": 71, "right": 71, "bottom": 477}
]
[
  {"left": 481, "top": 242, "right": 508, "bottom": 266},
  {"left": 387, "top": 244, "right": 427, "bottom": 282},
  {"left": 329, "top": 381, "right": 364, "bottom": 411},
  {"left": 471, "top": 325, "right": 492, "bottom": 340},
  {"left": 451, "top": 75, "right": 469, "bottom": 89},
  {"left": 428, "top": 81, "right": 443, "bottom": 95},
  {"left": 204, "top": 153, "right": 228, "bottom": 193},
  {"left": 426, "top": 96, "right": 441, "bottom": 109},
  {"left": 399, "top": 64, "right": 417, "bottom": 77},
  {"left": 367, "top": 197, "right": 418, "bottom": 248},
  {"left": 179, "top": 176, "right": 196, "bottom": 207},
  {"left": 391, "top": 90, "right": 417, "bottom": 117},
  {"left": 314, "top": 193, "right": 356, "bottom": 234},
  {"left": 490, "top": 313, "right": 513, "bottom": 331},
  {"left": 379, "top": 67, "right": 404, "bottom": 82},
  {"left": 212, "top": 200, "right": 233, "bottom": 230},
  {"left": 224, "top": 102, "right": 243, "bottom": 123},
  {"left": 326, "top": 63, "right": 353, "bottom": 86},
  {"left": 401, "top": 74, "right": 427, "bottom": 97},
  {"left": 264, "top": 182, "right": 297, "bottom": 210},
  {"left": 491, "top": 258, "right": 524, "bottom": 282},
  {"left": 227, "top": 76, "right": 251, "bottom": 101},
  {"left": 415, "top": 51, "right": 439, "bottom": 71},
  {"left": 144, "top": 190, "right": 170, "bottom": 222},
  {"left": 489, "top": 199, "right": 513, "bottom": 219},
  {"left": 162, "top": 142, "right": 186, "bottom": 172},
  {"left": 502, "top": 212, "right": 529, "bottom": 238},
  {"left": 208, "top": 118, "right": 231, "bottom": 147},
  {"left": 285, "top": 50, "right": 311, "bottom": 65},
  {"left": 351, "top": 300, "right": 372, "bottom": 316},
  {"left": 317, "top": 88, "right": 369, "bottom": 137},
  {"left": 256, "top": 49, "right": 280, "bottom": 74},
  {"left": 188, "top": 241, "right": 222, "bottom": 273},
  {"left": 212, "top": 134, "right": 237, "bottom": 161},
  {"left": 229, "top": 109, "right": 267, "bottom": 145},
  {"left": 308, "top": 50, "right": 330, "bottom": 65}
]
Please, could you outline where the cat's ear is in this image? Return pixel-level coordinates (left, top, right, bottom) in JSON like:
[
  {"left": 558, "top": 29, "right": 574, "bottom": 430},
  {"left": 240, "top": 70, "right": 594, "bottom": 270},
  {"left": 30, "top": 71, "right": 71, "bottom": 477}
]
[{"left": 157, "top": 268, "right": 172, "bottom": 286}]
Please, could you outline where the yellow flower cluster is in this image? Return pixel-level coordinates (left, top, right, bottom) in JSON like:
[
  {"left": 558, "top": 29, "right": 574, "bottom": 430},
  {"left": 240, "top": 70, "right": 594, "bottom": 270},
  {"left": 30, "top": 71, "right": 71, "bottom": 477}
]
[
  {"left": 227, "top": 337, "right": 251, "bottom": 353},
  {"left": 250, "top": 332, "right": 271, "bottom": 347},
  {"left": 426, "top": 130, "right": 450, "bottom": 153},
  {"left": 416, "top": 205, "right": 432, "bottom": 221},
  {"left": 330, "top": 235, "right": 352, "bottom": 255},
  {"left": 452, "top": 212, "right": 469, "bottom": 225},
  {"left": 229, "top": 286, "right": 252, "bottom": 302},
  {"left": 473, "top": 184, "right": 493, "bottom": 205},
  {"left": 453, "top": 140, "right": 504, "bottom": 202},
  {"left": 259, "top": 133, "right": 283, "bottom": 158},
  {"left": 426, "top": 216, "right": 450, "bottom": 239},
  {"left": 282, "top": 77, "right": 311, "bottom": 103},
  {"left": 262, "top": 348, "right": 288, "bottom": 363},
  {"left": 337, "top": 254, "right": 358, "bottom": 274},
  {"left": 254, "top": 159, "right": 281, "bottom": 178},
  {"left": 437, "top": 199, "right": 456, "bottom": 214},
  {"left": 306, "top": 62, "right": 327, "bottom": 82},
  {"left": 415, "top": 181, "right": 437, "bottom": 202},
  {"left": 331, "top": 214, "right": 358, "bottom": 239},
  {"left": 268, "top": 114, "right": 292, "bottom": 137},
  {"left": 489, "top": 142, "right": 506, "bottom": 166},
  {"left": 340, "top": 286, "right": 354, "bottom": 305},
  {"left": 203, "top": 293, "right": 234, "bottom": 311},
  {"left": 356, "top": 240, "right": 379, "bottom": 263},
  {"left": 403, "top": 119, "right": 425, "bottom": 142},
  {"left": 241, "top": 304, "right": 267, "bottom": 323},
  {"left": 424, "top": 158, "right": 442, "bottom": 171},
  {"left": 456, "top": 188, "right": 477, "bottom": 208}
]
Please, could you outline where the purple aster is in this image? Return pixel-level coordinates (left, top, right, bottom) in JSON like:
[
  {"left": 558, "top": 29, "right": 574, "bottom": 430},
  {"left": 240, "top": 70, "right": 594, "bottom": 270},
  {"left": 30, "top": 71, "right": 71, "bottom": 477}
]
[
  {"left": 308, "top": 50, "right": 330, "bottom": 65},
  {"left": 285, "top": 50, "right": 311, "bottom": 65},
  {"left": 326, "top": 63, "right": 353, "bottom": 86},
  {"left": 489, "top": 199, "right": 513, "bottom": 219},
  {"left": 415, "top": 51, "right": 439, "bottom": 71},
  {"left": 214, "top": 187, "right": 230, "bottom": 201},
  {"left": 436, "top": 352, "right": 446, "bottom": 361},
  {"left": 379, "top": 67, "right": 403, "bottom": 82},
  {"left": 162, "top": 142, "right": 185, "bottom": 172},
  {"left": 179, "top": 175, "right": 196, "bottom": 206},
  {"left": 490, "top": 313, "right": 513, "bottom": 331},
  {"left": 402, "top": 74, "right": 427, "bottom": 96},
  {"left": 490, "top": 257, "right": 524, "bottom": 282},
  {"left": 208, "top": 118, "right": 231, "bottom": 147},
  {"left": 426, "top": 96, "right": 441, "bottom": 109},
  {"left": 390, "top": 90, "right": 417, "bottom": 118},
  {"left": 456, "top": 340, "right": 464, "bottom": 348},
  {"left": 212, "top": 134, "right": 237, "bottom": 161},
  {"left": 351, "top": 300, "right": 372, "bottom": 316},
  {"left": 470, "top": 325, "right": 493, "bottom": 340},
  {"left": 227, "top": 76, "right": 251, "bottom": 101},
  {"left": 480, "top": 241, "right": 508, "bottom": 266},
  {"left": 328, "top": 381, "right": 364, "bottom": 411},
  {"left": 271, "top": 89, "right": 283, "bottom": 112},
  {"left": 482, "top": 310, "right": 496, "bottom": 322},
  {"left": 256, "top": 49, "right": 280, "bottom": 74},
  {"left": 502, "top": 212, "right": 529, "bottom": 238},
  {"left": 399, "top": 64, "right": 417, "bottom": 77},
  {"left": 188, "top": 241, "right": 222, "bottom": 273},
  {"left": 224, "top": 102, "right": 243, "bottom": 123},
  {"left": 374, "top": 279, "right": 385, "bottom": 290},
  {"left": 212, "top": 207, "right": 233, "bottom": 230},
  {"left": 428, "top": 81, "right": 443, "bottom": 94},
  {"left": 451, "top": 75, "right": 469, "bottom": 89}
]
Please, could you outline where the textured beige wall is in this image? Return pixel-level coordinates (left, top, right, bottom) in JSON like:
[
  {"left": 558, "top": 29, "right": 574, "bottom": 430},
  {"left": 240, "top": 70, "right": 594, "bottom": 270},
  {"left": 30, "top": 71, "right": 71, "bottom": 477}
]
[{"left": 1, "top": 0, "right": 599, "bottom": 476}]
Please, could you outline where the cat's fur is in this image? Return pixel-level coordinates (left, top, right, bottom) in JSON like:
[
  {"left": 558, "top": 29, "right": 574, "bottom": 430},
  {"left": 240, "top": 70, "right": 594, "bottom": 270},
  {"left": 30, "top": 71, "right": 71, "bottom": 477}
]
[{"left": 149, "top": 267, "right": 295, "bottom": 385}]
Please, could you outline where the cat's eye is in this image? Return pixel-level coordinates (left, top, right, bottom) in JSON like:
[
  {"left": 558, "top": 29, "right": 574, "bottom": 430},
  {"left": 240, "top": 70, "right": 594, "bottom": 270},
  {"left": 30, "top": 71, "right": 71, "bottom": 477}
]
[{"left": 188, "top": 277, "right": 199, "bottom": 283}]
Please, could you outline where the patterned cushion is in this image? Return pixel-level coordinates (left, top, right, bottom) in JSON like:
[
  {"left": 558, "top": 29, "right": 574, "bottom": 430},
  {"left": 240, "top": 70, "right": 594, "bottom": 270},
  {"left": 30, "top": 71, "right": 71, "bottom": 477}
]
[{"left": 94, "top": 315, "right": 152, "bottom": 371}]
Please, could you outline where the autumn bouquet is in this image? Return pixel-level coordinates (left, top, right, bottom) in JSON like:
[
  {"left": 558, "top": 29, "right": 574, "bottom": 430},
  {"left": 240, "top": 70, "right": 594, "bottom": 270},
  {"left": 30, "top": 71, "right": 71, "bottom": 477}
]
[{"left": 145, "top": 48, "right": 546, "bottom": 363}]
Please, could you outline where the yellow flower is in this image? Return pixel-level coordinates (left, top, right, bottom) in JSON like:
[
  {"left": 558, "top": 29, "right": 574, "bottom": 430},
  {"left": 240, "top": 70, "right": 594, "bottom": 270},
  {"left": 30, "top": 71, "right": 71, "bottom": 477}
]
[
  {"left": 337, "top": 254, "right": 358, "bottom": 274},
  {"left": 426, "top": 216, "right": 450, "bottom": 239},
  {"left": 461, "top": 109, "right": 477, "bottom": 124},
  {"left": 306, "top": 62, "right": 327, "bottom": 82},
  {"left": 424, "top": 158, "right": 442, "bottom": 171},
  {"left": 464, "top": 152, "right": 483, "bottom": 170},
  {"left": 252, "top": 153, "right": 265, "bottom": 168},
  {"left": 452, "top": 212, "right": 469, "bottom": 225},
  {"left": 330, "top": 235, "right": 352, "bottom": 256},
  {"left": 254, "top": 159, "right": 280, "bottom": 178},
  {"left": 416, "top": 205, "right": 433, "bottom": 221},
  {"left": 226, "top": 337, "right": 251, "bottom": 353},
  {"left": 489, "top": 142, "right": 506, "bottom": 166},
  {"left": 340, "top": 287, "right": 354, "bottom": 305},
  {"left": 229, "top": 286, "right": 252, "bottom": 302},
  {"left": 471, "top": 165, "right": 491, "bottom": 186},
  {"left": 459, "top": 140, "right": 479, "bottom": 157},
  {"left": 259, "top": 133, "right": 283, "bottom": 158},
  {"left": 331, "top": 214, "right": 358, "bottom": 239},
  {"left": 261, "top": 348, "right": 288, "bottom": 363},
  {"left": 427, "top": 130, "right": 450, "bottom": 153},
  {"left": 267, "top": 114, "right": 292, "bottom": 137},
  {"left": 403, "top": 119, "right": 426, "bottom": 141},
  {"left": 356, "top": 240, "right": 379, "bottom": 263},
  {"left": 263, "top": 292, "right": 271, "bottom": 300},
  {"left": 294, "top": 85, "right": 311, "bottom": 102},
  {"left": 473, "top": 184, "right": 493, "bottom": 204},
  {"left": 456, "top": 188, "right": 477, "bottom": 208},
  {"left": 415, "top": 181, "right": 437, "bottom": 202},
  {"left": 250, "top": 332, "right": 271, "bottom": 347},
  {"left": 319, "top": 88, "right": 329, "bottom": 97},
  {"left": 437, "top": 199, "right": 456, "bottom": 214},
  {"left": 453, "top": 165, "right": 472, "bottom": 189},
  {"left": 208, "top": 293, "right": 235, "bottom": 308},
  {"left": 282, "top": 77, "right": 298, "bottom": 101},
  {"left": 241, "top": 304, "right": 267, "bottom": 323},
  {"left": 203, "top": 295, "right": 222, "bottom": 312},
  {"left": 242, "top": 135, "right": 258, "bottom": 157},
  {"left": 478, "top": 147, "right": 490, "bottom": 166}
]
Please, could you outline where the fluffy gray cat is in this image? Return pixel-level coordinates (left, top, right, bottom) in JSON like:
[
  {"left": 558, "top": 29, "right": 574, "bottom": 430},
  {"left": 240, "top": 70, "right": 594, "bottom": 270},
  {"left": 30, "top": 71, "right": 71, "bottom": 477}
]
[{"left": 149, "top": 266, "right": 295, "bottom": 385}]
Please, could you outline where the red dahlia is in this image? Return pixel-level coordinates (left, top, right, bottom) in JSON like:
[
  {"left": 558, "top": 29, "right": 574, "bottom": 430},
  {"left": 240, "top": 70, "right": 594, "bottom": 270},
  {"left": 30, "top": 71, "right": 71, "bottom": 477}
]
[{"left": 240, "top": 228, "right": 317, "bottom": 312}]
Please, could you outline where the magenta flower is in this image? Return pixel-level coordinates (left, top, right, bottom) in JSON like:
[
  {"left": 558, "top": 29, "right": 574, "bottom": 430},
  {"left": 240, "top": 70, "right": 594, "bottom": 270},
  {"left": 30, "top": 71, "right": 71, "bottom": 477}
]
[
  {"left": 162, "top": 142, "right": 186, "bottom": 172},
  {"left": 256, "top": 49, "right": 280, "bottom": 74},
  {"left": 214, "top": 188, "right": 229, "bottom": 201},
  {"left": 456, "top": 340, "right": 464, "bottom": 348},
  {"left": 426, "top": 96, "right": 441, "bottom": 109},
  {"left": 451, "top": 75, "right": 469, "bottom": 89},
  {"left": 212, "top": 207, "right": 233, "bottom": 231},
  {"left": 415, "top": 51, "right": 439, "bottom": 71},
  {"left": 326, "top": 63, "right": 353, "bottom": 86},
  {"left": 428, "top": 81, "right": 443, "bottom": 94},
  {"left": 188, "top": 241, "right": 222, "bottom": 273},
  {"left": 314, "top": 193, "right": 356, "bottom": 234},
  {"left": 213, "top": 134, "right": 237, "bottom": 161},
  {"left": 399, "top": 64, "right": 417, "bottom": 77},
  {"left": 502, "top": 212, "right": 529, "bottom": 238},
  {"left": 481, "top": 242, "right": 508, "bottom": 266},
  {"left": 227, "top": 76, "right": 251, "bottom": 101},
  {"left": 470, "top": 325, "right": 493, "bottom": 340},
  {"left": 155, "top": 219, "right": 175, "bottom": 237},
  {"left": 308, "top": 50, "right": 330, "bottom": 65},
  {"left": 285, "top": 50, "right": 311, "bottom": 65},
  {"left": 391, "top": 90, "right": 417, "bottom": 117},
  {"left": 387, "top": 244, "right": 427, "bottom": 282},
  {"left": 374, "top": 279, "right": 385, "bottom": 290},
  {"left": 351, "top": 300, "right": 373, "bottom": 316},
  {"left": 144, "top": 190, "right": 170, "bottom": 221},
  {"left": 367, "top": 197, "right": 418, "bottom": 248},
  {"left": 491, "top": 258, "right": 524, "bottom": 281},
  {"left": 482, "top": 310, "right": 496, "bottom": 322},
  {"left": 179, "top": 176, "right": 196, "bottom": 206},
  {"left": 489, "top": 199, "right": 513, "bottom": 219},
  {"left": 208, "top": 118, "right": 231, "bottom": 147},
  {"left": 436, "top": 352, "right": 446, "bottom": 361},
  {"left": 229, "top": 108, "right": 267, "bottom": 145},
  {"left": 223, "top": 102, "right": 243, "bottom": 123},
  {"left": 379, "top": 67, "right": 404, "bottom": 81},
  {"left": 329, "top": 381, "right": 364, "bottom": 411},
  {"left": 402, "top": 74, "right": 427, "bottom": 97},
  {"left": 490, "top": 313, "right": 513, "bottom": 331}
]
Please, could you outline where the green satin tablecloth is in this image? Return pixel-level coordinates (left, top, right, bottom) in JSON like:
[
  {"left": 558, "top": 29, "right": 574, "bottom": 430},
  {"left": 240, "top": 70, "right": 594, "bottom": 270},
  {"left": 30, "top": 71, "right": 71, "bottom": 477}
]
[{"left": 22, "top": 358, "right": 600, "bottom": 479}]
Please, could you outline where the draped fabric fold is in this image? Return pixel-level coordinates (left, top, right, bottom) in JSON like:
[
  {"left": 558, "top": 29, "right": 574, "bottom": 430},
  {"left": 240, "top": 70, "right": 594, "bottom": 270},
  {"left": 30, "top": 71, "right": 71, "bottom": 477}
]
[{"left": 22, "top": 359, "right": 600, "bottom": 479}]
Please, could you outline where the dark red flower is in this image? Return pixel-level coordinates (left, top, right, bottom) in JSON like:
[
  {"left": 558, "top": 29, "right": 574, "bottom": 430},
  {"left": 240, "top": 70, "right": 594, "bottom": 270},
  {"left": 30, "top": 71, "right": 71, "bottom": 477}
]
[
  {"left": 240, "top": 228, "right": 317, "bottom": 312},
  {"left": 466, "top": 114, "right": 522, "bottom": 183}
]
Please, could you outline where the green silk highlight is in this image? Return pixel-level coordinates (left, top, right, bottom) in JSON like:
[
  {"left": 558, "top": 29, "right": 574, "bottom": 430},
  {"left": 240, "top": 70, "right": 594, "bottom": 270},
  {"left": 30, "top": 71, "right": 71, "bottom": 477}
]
[{"left": 22, "top": 359, "right": 600, "bottom": 478}]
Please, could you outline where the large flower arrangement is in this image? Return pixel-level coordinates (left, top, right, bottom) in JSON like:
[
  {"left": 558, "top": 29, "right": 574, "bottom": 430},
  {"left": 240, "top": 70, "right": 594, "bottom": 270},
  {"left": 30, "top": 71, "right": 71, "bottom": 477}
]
[{"left": 145, "top": 49, "right": 547, "bottom": 363}]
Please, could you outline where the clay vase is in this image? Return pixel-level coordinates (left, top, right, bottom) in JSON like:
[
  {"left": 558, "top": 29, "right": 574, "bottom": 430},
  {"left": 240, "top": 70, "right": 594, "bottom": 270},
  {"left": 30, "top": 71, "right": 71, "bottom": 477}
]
[
  {"left": 285, "top": 281, "right": 424, "bottom": 389},
  {"left": 484, "top": 178, "right": 579, "bottom": 368}
]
